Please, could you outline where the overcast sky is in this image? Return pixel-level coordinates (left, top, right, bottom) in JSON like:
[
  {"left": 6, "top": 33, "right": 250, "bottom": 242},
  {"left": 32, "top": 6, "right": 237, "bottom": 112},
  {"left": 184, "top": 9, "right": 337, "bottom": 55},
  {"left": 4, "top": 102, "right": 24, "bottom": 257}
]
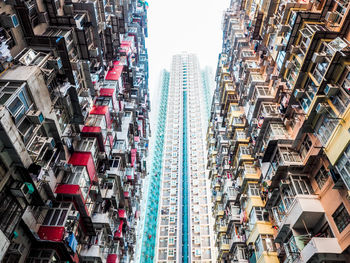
[{"left": 146, "top": 0, "right": 230, "bottom": 122}]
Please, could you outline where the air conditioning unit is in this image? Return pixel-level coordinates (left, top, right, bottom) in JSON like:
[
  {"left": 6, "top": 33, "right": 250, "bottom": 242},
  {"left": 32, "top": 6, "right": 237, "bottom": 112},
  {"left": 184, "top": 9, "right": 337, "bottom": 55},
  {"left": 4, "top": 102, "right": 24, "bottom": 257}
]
[
  {"left": 0, "top": 13, "right": 19, "bottom": 28},
  {"left": 325, "top": 11, "right": 338, "bottom": 23},
  {"left": 312, "top": 52, "right": 327, "bottom": 63},
  {"left": 315, "top": 102, "right": 329, "bottom": 114},
  {"left": 63, "top": 163, "right": 73, "bottom": 172},
  {"left": 8, "top": 243, "right": 25, "bottom": 255},
  {"left": 74, "top": 14, "right": 85, "bottom": 29},
  {"left": 46, "top": 137, "right": 55, "bottom": 149},
  {"left": 26, "top": 110, "right": 44, "bottom": 124},
  {"left": 10, "top": 181, "right": 33, "bottom": 202},
  {"left": 280, "top": 179, "right": 290, "bottom": 188},
  {"left": 324, "top": 84, "right": 339, "bottom": 97},
  {"left": 48, "top": 57, "right": 63, "bottom": 70},
  {"left": 293, "top": 89, "right": 304, "bottom": 99},
  {"left": 68, "top": 210, "right": 80, "bottom": 220}
]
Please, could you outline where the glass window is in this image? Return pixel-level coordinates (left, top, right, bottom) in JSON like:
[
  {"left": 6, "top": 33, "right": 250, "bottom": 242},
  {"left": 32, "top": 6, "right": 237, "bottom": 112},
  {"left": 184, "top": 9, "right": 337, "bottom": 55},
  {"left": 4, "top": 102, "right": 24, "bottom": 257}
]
[
  {"left": 332, "top": 203, "right": 350, "bottom": 233},
  {"left": 300, "top": 135, "right": 313, "bottom": 159},
  {"left": 335, "top": 144, "right": 350, "bottom": 190},
  {"left": 248, "top": 184, "right": 260, "bottom": 196},
  {"left": 43, "top": 203, "right": 72, "bottom": 226},
  {"left": 280, "top": 148, "right": 302, "bottom": 163},
  {"left": 291, "top": 176, "right": 313, "bottom": 195},
  {"left": 254, "top": 234, "right": 276, "bottom": 259},
  {"left": 315, "top": 166, "right": 329, "bottom": 190}
]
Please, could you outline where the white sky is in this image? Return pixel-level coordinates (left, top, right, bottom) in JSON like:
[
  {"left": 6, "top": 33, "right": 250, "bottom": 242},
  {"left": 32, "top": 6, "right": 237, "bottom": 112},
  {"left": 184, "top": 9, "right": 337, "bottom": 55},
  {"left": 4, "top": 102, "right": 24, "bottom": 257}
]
[{"left": 146, "top": 0, "right": 230, "bottom": 116}]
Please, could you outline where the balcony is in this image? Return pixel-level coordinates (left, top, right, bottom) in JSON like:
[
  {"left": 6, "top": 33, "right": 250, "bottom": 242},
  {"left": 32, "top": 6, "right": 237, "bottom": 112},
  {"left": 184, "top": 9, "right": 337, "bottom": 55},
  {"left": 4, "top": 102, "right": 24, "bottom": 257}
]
[
  {"left": 213, "top": 191, "right": 223, "bottom": 203},
  {"left": 229, "top": 234, "right": 245, "bottom": 251},
  {"left": 215, "top": 204, "right": 225, "bottom": 218},
  {"left": 218, "top": 237, "right": 230, "bottom": 260},
  {"left": 300, "top": 237, "right": 343, "bottom": 262},
  {"left": 91, "top": 212, "right": 114, "bottom": 233},
  {"left": 275, "top": 195, "right": 324, "bottom": 242},
  {"left": 263, "top": 147, "right": 304, "bottom": 186},
  {"left": 215, "top": 219, "right": 228, "bottom": 233},
  {"left": 237, "top": 145, "right": 254, "bottom": 165},
  {"left": 79, "top": 243, "right": 107, "bottom": 263}
]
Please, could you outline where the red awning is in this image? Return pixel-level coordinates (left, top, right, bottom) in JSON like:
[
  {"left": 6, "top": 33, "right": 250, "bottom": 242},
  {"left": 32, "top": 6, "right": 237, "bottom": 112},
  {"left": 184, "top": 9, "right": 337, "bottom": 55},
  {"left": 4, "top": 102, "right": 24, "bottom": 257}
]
[
  {"left": 106, "top": 254, "right": 119, "bottom": 263},
  {"left": 100, "top": 88, "right": 115, "bottom": 97},
  {"left": 82, "top": 126, "right": 101, "bottom": 133},
  {"left": 81, "top": 126, "right": 104, "bottom": 152},
  {"left": 90, "top": 105, "right": 108, "bottom": 115},
  {"left": 124, "top": 191, "right": 129, "bottom": 198},
  {"left": 131, "top": 148, "right": 137, "bottom": 167},
  {"left": 105, "top": 61, "right": 123, "bottom": 81},
  {"left": 38, "top": 226, "right": 65, "bottom": 242},
  {"left": 68, "top": 152, "right": 96, "bottom": 181},
  {"left": 118, "top": 209, "right": 126, "bottom": 219},
  {"left": 114, "top": 220, "right": 124, "bottom": 238}
]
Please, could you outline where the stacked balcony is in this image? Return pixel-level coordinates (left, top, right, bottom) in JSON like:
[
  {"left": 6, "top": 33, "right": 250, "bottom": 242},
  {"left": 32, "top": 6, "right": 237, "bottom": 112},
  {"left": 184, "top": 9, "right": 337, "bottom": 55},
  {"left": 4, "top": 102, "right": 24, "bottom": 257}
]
[
  {"left": 0, "top": 0, "right": 149, "bottom": 262},
  {"left": 208, "top": 0, "right": 350, "bottom": 262}
]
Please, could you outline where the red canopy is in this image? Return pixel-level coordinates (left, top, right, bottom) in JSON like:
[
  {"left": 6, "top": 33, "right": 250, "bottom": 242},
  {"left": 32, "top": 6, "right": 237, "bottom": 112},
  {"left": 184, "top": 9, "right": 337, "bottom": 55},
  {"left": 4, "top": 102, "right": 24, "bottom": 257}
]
[
  {"left": 131, "top": 148, "right": 137, "bottom": 167},
  {"left": 105, "top": 61, "right": 123, "bottom": 81},
  {"left": 118, "top": 209, "right": 126, "bottom": 219},
  {"left": 114, "top": 221, "right": 124, "bottom": 238},
  {"left": 100, "top": 88, "right": 115, "bottom": 97}
]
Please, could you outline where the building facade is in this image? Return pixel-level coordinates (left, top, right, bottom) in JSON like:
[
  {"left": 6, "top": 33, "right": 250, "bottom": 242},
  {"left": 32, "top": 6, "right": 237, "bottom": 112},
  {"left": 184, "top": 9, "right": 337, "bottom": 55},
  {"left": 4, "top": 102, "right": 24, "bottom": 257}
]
[
  {"left": 141, "top": 53, "right": 215, "bottom": 263},
  {"left": 208, "top": 0, "right": 350, "bottom": 262},
  {"left": 0, "top": 0, "right": 149, "bottom": 262}
]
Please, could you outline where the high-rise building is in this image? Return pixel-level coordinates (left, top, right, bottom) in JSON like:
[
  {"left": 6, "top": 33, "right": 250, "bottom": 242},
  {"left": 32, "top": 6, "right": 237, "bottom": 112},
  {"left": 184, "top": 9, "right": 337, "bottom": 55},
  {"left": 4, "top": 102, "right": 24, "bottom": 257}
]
[
  {"left": 208, "top": 0, "right": 350, "bottom": 262},
  {"left": 0, "top": 0, "right": 150, "bottom": 262},
  {"left": 140, "top": 53, "right": 215, "bottom": 262}
]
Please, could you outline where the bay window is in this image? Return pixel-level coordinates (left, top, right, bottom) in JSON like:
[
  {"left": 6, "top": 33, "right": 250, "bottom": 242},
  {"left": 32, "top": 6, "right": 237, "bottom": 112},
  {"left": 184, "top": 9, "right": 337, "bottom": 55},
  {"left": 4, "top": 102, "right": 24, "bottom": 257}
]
[
  {"left": 335, "top": 144, "right": 350, "bottom": 190},
  {"left": 255, "top": 234, "right": 276, "bottom": 259}
]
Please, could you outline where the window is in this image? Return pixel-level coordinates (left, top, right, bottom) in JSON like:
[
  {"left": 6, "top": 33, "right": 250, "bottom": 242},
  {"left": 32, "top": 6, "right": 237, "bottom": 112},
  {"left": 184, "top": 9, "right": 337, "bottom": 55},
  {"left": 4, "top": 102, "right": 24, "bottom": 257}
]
[
  {"left": 301, "top": 78, "right": 317, "bottom": 112},
  {"left": 291, "top": 176, "right": 313, "bottom": 195},
  {"left": 332, "top": 203, "right": 350, "bottom": 233},
  {"left": 314, "top": 166, "right": 329, "bottom": 190},
  {"left": 254, "top": 234, "right": 276, "bottom": 259},
  {"left": 239, "top": 146, "right": 251, "bottom": 156},
  {"left": 95, "top": 97, "right": 111, "bottom": 107},
  {"left": 335, "top": 144, "right": 350, "bottom": 189},
  {"left": 280, "top": 148, "right": 302, "bottom": 163},
  {"left": 300, "top": 135, "right": 313, "bottom": 158},
  {"left": 42, "top": 202, "right": 72, "bottom": 226},
  {"left": 249, "top": 207, "right": 267, "bottom": 231},
  {"left": 248, "top": 183, "right": 260, "bottom": 196},
  {"left": 0, "top": 191, "right": 22, "bottom": 238}
]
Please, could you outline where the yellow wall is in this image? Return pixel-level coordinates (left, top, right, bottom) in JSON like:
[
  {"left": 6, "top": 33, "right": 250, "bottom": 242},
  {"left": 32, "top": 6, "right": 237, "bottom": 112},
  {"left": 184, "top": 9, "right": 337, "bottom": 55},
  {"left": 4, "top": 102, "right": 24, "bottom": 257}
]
[{"left": 325, "top": 106, "right": 350, "bottom": 164}]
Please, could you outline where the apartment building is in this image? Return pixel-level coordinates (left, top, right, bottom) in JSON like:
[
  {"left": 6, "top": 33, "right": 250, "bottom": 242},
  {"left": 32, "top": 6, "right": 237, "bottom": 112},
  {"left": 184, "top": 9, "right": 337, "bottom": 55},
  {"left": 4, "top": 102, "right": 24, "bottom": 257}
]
[
  {"left": 0, "top": 0, "right": 149, "bottom": 262},
  {"left": 208, "top": 0, "right": 350, "bottom": 262},
  {"left": 139, "top": 53, "right": 214, "bottom": 263}
]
